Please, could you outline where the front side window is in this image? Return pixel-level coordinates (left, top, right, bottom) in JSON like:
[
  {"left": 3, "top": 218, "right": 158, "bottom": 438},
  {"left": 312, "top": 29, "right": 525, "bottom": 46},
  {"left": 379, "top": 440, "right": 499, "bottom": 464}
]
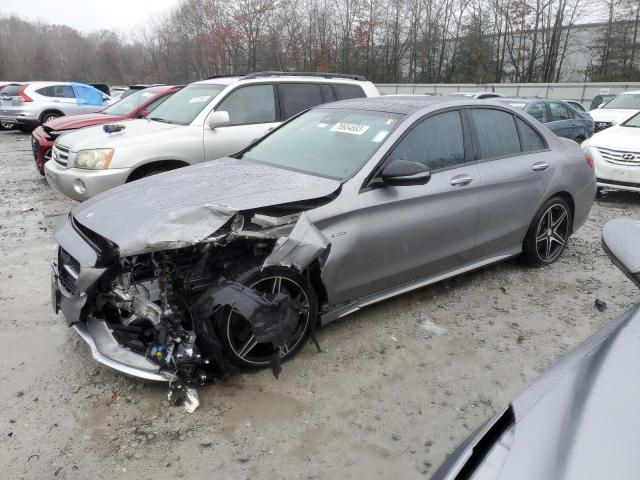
[
  {"left": 387, "top": 111, "right": 465, "bottom": 171},
  {"left": 279, "top": 83, "right": 324, "bottom": 119},
  {"left": 549, "top": 102, "right": 574, "bottom": 121},
  {"left": 469, "top": 108, "right": 521, "bottom": 159},
  {"left": 603, "top": 94, "right": 640, "bottom": 109},
  {"left": 242, "top": 108, "right": 402, "bottom": 180},
  {"left": 526, "top": 102, "right": 550, "bottom": 123},
  {"left": 103, "top": 89, "right": 160, "bottom": 116},
  {"left": 217, "top": 84, "right": 276, "bottom": 125},
  {"left": 149, "top": 83, "right": 225, "bottom": 125}
]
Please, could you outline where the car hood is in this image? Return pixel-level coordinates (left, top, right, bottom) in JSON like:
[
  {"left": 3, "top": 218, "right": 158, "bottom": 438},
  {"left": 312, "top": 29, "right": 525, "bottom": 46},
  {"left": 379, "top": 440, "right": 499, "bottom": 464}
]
[
  {"left": 70, "top": 157, "right": 341, "bottom": 257},
  {"left": 588, "top": 108, "right": 638, "bottom": 124},
  {"left": 587, "top": 125, "right": 640, "bottom": 151},
  {"left": 56, "top": 118, "right": 184, "bottom": 151},
  {"left": 431, "top": 305, "right": 640, "bottom": 480},
  {"left": 45, "top": 113, "right": 124, "bottom": 132}
]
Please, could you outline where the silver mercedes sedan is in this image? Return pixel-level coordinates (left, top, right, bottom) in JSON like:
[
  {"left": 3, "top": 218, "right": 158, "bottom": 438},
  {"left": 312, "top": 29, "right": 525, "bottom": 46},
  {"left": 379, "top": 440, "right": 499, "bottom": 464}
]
[{"left": 51, "top": 96, "right": 596, "bottom": 383}]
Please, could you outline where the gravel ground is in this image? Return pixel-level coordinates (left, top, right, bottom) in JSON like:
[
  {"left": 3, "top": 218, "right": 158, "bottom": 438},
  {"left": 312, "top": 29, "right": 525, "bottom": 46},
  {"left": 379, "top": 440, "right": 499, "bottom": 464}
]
[{"left": 1, "top": 129, "right": 639, "bottom": 480}]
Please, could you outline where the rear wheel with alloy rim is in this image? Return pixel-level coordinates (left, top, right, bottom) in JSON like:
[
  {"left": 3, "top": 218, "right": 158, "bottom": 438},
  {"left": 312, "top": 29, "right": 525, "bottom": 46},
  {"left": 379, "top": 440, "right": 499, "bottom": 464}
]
[
  {"left": 41, "top": 112, "right": 61, "bottom": 124},
  {"left": 0, "top": 121, "right": 13, "bottom": 130},
  {"left": 205, "top": 261, "right": 317, "bottom": 370},
  {"left": 523, "top": 196, "right": 572, "bottom": 266}
]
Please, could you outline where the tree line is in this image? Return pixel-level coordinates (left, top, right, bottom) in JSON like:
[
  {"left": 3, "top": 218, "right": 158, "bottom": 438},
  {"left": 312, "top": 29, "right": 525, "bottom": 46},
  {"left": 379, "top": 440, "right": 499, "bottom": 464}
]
[{"left": 0, "top": 0, "right": 638, "bottom": 85}]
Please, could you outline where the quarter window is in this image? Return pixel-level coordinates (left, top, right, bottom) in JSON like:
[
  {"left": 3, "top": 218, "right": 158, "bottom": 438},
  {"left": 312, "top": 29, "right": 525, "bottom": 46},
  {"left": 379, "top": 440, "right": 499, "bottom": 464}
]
[
  {"left": 387, "top": 110, "right": 465, "bottom": 171},
  {"left": 217, "top": 85, "right": 276, "bottom": 125},
  {"left": 278, "top": 83, "right": 324, "bottom": 119},
  {"left": 36, "top": 87, "right": 53, "bottom": 96},
  {"left": 527, "top": 102, "right": 550, "bottom": 123},
  {"left": 549, "top": 102, "right": 574, "bottom": 121},
  {"left": 333, "top": 84, "right": 366, "bottom": 100},
  {"left": 516, "top": 118, "right": 546, "bottom": 152},
  {"left": 469, "top": 109, "right": 521, "bottom": 159}
]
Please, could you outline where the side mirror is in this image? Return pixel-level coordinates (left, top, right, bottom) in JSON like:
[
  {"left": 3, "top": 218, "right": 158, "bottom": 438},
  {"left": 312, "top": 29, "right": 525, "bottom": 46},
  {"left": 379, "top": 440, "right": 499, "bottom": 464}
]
[
  {"left": 208, "top": 110, "right": 230, "bottom": 129},
  {"left": 136, "top": 110, "right": 151, "bottom": 119},
  {"left": 602, "top": 218, "right": 640, "bottom": 288},
  {"left": 381, "top": 160, "right": 431, "bottom": 186}
]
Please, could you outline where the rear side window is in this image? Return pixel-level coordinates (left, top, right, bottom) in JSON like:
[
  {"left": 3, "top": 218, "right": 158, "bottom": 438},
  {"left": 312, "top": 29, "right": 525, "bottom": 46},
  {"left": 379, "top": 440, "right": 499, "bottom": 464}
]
[
  {"left": 52, "top": 85, "right": 75, "bottom": 98},
  {"left": 516, "top": 118, "right": 546, "bottom": 152},
  {"left": 217, "top": 84, "right": 276, "bottom": 125},
  {"left": 36, "top": 87, "right": 53, "bottom": 96},
  {"left": 387, "top": 110, "right": 465, "bottom": 171},
  {"left": 320, "top": 84, "right": 336, "bottom": 102},
  {"left": 527, "top": 102, "right": 550, "bottom": 123},
  {"left": 278, "top": 83, "right": 324, "bottom": 119},
  {"left": 549, "top": 102, "right": 574, "bottom": 121},
  {"left": 469, "top": 109, "right": 521, "bottom": 159},
  {"left": 333, "top": 84, "right": 366, "bottom": 100}
]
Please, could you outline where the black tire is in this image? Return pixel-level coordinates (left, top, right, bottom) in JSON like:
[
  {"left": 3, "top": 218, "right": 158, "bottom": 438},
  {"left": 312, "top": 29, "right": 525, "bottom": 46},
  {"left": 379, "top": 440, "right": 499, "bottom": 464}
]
[
  {"left": 204, "top": 260, "right": 318, "bottom": 370},
  {"left": 127, "top": 164, "right": 183, "bottom": 182},
  {"left": 0, "top": 121, "right": 13, "bottom": 131},
  {"left": 574, "top": 135, "right": 585, "bottom": 144},
  {"left": 18, "top": 125, "right": 33, "bottom": 133},
  {"left": 522, "top": 196, "right": 572, "bottom": 267},
  {"left": 41, "top": 112, "right": 61, "bottom": 124}
]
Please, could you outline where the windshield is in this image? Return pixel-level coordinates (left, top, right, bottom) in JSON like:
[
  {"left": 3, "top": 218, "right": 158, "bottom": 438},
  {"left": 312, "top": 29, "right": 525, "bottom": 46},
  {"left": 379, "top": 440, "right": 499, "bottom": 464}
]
[
  {"left": 241, "top": 108, "right": 403, "bottom": 180},
  {"left": 602, "top": 94, "right": 640, "bottom": 110},
  {"left": 623, "top": 112, "right": 640, "bottom": 127},
  {"left": 149, "top": 84, "right": 225, "bottom": 125},
  {"left": 102, "top": 89, "right": 159, "bottom": 116}
]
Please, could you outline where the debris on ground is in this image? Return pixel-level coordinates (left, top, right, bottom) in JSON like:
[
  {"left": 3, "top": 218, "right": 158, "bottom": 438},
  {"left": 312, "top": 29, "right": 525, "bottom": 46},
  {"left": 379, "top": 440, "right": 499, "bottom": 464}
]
[
  {"left": 594, "top": 298, "right": 608, "bottom": 312},
  {"left": 417, "top": 319, "right": 447, "bottom": 336}
]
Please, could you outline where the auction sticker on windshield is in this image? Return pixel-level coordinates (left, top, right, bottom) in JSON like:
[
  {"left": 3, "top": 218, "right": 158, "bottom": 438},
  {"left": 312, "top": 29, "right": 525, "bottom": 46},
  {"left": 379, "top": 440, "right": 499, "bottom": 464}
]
[
  {"left": 188, "top": 96, "right": 211, "bottom": 103},
  {"left": 330, "top": 123, "right": 370, "bottom": 135}
]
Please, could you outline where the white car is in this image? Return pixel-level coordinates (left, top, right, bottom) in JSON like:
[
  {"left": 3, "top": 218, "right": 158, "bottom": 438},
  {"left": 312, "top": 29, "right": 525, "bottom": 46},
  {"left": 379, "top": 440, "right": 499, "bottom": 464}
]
[
  {"left": 583, "top": 110, "right": 640, "bottom": 192},
  {"left": 45, "top": 72, "right": 379, "bottom": 201},
  {"left": 446, "top": 91, "right": 504, "bottom": 100},
  {"left": 589, "top": 90, "right": 640, "bottom": 133}
]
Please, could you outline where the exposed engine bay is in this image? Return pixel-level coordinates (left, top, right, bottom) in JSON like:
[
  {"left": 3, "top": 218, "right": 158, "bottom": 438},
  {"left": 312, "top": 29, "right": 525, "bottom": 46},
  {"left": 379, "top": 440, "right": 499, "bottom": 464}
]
[{"left": 54, "top": 202, "right": 331, "bottom": 409}]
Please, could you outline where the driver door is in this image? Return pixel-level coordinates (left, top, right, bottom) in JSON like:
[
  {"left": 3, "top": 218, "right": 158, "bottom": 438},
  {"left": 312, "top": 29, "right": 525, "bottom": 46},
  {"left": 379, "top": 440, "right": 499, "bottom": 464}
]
[
  {"left": 203, "top": 84, "right": 279, "bottom": 161},
  {"left": 343, "top": 109, "right": 481, "bottom": 301}
]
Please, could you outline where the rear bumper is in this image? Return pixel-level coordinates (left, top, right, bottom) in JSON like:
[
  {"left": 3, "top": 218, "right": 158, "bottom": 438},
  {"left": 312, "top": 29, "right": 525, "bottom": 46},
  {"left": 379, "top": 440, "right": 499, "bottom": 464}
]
[{"left": 45, "top": 160, "right": 131, "bottom": 201}]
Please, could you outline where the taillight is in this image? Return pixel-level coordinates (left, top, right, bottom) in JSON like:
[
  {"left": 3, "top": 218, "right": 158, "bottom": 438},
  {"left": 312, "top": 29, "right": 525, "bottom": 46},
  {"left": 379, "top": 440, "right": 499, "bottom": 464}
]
[
  {"left": 18, "top": 84, "right": 32, "bottom": 102},
  {"left": 584, "top": 151, "right": 595, "bottom": 171}
]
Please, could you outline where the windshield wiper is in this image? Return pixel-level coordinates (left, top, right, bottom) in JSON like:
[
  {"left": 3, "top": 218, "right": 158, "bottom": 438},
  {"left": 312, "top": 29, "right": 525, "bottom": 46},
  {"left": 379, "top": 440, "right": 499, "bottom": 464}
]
[{"left": 149, "top": 117, "right": 173, "bottom": 124}]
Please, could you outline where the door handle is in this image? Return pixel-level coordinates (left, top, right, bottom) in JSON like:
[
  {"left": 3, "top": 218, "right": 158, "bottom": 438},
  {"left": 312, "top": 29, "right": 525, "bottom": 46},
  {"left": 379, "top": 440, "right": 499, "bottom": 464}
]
[
  {"left": 450, "top": 174, "right": 473, "bottom": 186},
  {"left": 532, "top": 162, "right": 550, "bottom": 172},
  {"left": 52, "top": 99, "right": 60, "bottom": 103}
]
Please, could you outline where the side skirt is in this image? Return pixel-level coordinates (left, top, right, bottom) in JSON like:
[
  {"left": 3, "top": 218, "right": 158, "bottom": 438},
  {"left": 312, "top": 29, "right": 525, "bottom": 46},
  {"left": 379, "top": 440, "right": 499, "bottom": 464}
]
[{"left": 319, "top": 244, "right": 522, "bottom": 325}]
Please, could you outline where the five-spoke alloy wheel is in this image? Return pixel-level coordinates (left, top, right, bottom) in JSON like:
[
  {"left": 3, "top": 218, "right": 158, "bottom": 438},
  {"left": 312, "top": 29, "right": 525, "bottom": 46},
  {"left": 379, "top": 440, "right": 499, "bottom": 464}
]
[{"left": 523, "top": 196, "right": 572, "bottom": 266}]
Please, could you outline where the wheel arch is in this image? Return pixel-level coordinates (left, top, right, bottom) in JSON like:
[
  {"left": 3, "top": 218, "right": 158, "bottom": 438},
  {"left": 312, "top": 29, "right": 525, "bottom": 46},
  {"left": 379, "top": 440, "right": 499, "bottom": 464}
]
[
  {"left": 547, "top": 191, "right": 575, "bottom": 233},
  {"left": 39, "top": 109, "right": 64, "bottom": 123},
  {"left": 126, "top": 159, "right": 190, "bottom": 182}
]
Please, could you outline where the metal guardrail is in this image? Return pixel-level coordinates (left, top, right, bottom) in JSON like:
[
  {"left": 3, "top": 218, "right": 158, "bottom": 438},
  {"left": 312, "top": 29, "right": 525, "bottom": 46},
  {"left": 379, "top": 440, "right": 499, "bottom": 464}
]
[{"left": 376, "top": 82, "right": 640, "bottom": 107}]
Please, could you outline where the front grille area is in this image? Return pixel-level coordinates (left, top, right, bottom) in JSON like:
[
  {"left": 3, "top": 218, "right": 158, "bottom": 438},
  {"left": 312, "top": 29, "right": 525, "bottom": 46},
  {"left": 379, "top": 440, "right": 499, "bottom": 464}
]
[
  {"left": 52, "top": 144, "right": 70, "bottom": 167},
  {"left": 594, "top": 121, "right": 613, "bottom": 132},
  {"left": 597, "top": 147, "right": 640, "bottom": 166},
  {"left": 58, "top": 247, "right": 80, "bottom": 294}
]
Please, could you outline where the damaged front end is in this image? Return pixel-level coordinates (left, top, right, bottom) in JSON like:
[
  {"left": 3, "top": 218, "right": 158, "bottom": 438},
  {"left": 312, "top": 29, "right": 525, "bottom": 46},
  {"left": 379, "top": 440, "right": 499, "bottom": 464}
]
[{"left": 52, "top": 201, "right": 330, "bottom": 387}]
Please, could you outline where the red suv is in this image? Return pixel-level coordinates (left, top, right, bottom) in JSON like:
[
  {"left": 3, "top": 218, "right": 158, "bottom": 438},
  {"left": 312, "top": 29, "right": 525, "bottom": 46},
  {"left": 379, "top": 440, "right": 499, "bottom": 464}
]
[{"left": 31, "top": 85, "right": 181, "bottom": 175}]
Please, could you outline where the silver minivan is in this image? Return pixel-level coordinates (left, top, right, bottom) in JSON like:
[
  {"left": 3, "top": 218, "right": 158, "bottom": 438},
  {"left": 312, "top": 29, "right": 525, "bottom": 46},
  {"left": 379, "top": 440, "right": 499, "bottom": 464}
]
[
  {"left": 0, "top": 81, "right": 111, "bottom": 132},
  {"left": 44, "top": 72, "right": 379, "bottom": 201}
]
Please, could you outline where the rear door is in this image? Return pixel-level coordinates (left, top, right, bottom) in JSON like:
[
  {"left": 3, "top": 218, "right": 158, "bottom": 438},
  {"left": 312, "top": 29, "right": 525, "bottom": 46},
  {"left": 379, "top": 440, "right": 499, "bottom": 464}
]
[
  {"left": 203, "top": 83, "right": 279, "bottom": 161},
  {"left": 471, "top": 107, "right": 555, "bottom": 257},
  {"left": 548, "top": 101, "right": 577, "bottom": 139},
  {"left": 354, "top": 109, "right": 480, "bottom": 298},
  {"left": 50, "top": 85, "right": 80, "bottom": 115}
]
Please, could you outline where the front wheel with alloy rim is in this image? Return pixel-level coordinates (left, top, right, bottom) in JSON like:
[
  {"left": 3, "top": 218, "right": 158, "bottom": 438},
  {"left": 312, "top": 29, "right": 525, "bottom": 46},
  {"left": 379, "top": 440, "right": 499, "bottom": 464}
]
[
  {"left": 203, "top": 261, "right": 318, "bottom": 370},
  {"left": 523, "top": 196, "right": 572, "bottom": 266}
]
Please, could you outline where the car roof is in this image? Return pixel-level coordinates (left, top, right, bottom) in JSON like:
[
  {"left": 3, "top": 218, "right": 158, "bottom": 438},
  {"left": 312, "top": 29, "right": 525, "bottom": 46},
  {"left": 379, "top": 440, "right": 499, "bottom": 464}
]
[
  {"left": 619, "top": 90, "right": 640, "bottom": 95},
  {"left": 319, "top": 95, "right": 477, "bottom": 114},
  {"left": 193, "top": 72, "right": 371, "bottom": 87},
  {"left": 144, "top": 85, "right": 182, "bottom": 94}
]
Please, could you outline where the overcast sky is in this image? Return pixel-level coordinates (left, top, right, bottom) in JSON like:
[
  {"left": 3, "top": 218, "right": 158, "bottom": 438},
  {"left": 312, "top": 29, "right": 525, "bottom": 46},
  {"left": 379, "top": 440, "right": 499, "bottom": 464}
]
[{"left": 0, "top": 0, "right": 181, "bottom": 34}]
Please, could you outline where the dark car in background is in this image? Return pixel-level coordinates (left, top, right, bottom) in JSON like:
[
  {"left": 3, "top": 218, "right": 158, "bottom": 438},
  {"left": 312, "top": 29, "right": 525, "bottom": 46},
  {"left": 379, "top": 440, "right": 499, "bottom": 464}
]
[
  {"left": 496, "top": 98, "right": 594, "bottom": 143},
  {"left": 31, "top": 85, "right": 181, "bottom": 174},
  {"left": 431, "top": 217, "right": 640, "bottom": 480},
  {"left": 590, "top": 93, "right": 616, "bottom": 110}
]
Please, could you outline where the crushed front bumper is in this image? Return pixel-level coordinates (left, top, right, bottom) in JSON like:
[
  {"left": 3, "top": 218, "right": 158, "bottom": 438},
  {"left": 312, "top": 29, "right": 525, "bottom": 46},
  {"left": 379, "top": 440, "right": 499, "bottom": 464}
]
[{"left": 51, "top": 261, "right": 173, "bottom": 382}]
